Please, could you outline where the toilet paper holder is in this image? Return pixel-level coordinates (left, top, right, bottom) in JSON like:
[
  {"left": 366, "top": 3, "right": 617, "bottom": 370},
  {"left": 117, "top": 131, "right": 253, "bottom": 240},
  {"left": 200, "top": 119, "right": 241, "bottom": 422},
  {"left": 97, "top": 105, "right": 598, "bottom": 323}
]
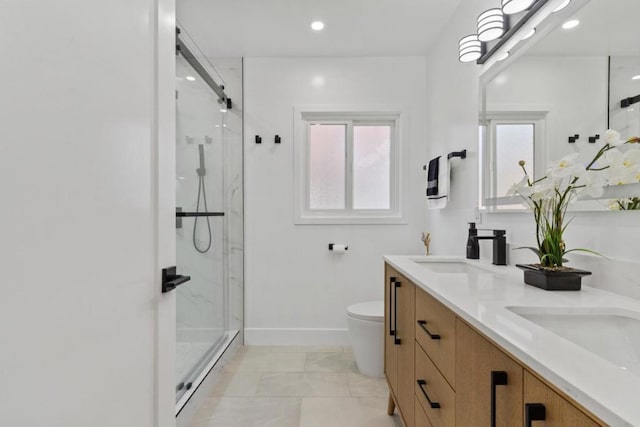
[{"left": 328, "top": 243, "right": 349, "bottom": 251}]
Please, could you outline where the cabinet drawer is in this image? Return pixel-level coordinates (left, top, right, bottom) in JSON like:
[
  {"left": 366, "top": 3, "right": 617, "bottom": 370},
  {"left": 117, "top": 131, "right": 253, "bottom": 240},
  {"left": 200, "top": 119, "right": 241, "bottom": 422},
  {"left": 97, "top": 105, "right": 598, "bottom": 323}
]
[
  {"left": 524, "top": 371, "right": 603, "bottom": 427},
  {"left": 415, "top": 396, "right": 434, "bottom": 427},
  {"left": 415, "top": 287, "right": 456, "bottom": 386},
  {"left": 415, "top": 344, "right": 455, "bottom": 427}
]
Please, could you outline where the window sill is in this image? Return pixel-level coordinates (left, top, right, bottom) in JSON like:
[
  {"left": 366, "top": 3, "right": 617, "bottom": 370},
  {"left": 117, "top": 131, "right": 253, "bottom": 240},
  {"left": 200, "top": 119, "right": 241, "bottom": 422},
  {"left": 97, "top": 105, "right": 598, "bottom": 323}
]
[{"left": 294, "top": 213, "right": 408, "bottom": 225}]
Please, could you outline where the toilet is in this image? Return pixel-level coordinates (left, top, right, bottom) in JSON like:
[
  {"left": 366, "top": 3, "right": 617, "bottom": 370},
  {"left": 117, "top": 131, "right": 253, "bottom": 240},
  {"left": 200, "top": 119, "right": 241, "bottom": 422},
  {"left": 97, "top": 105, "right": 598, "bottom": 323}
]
[{"left": 346, "top": 301, "right": 384, "bottom": 378}]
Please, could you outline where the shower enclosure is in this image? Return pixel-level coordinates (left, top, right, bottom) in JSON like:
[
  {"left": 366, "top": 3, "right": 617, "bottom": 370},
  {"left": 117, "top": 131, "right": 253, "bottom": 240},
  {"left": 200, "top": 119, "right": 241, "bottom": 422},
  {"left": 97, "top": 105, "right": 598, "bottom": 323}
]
[{"left": 174, "top": 31, "right": 243, "bottom": 410}]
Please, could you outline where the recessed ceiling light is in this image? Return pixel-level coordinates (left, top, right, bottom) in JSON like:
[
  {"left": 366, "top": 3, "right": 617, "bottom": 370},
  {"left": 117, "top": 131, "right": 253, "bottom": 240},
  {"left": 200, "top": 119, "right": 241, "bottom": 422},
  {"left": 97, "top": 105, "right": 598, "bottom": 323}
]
[
  {"left": 632, "top": 75, "right": 640, "bottom": 80},
  {"left": 553, "top": 0, "right": 571, "bottom": 12},
  {"left": 496, "top": 51, "right": 510, "bottom": 61},
  {"left": 562, "top": 19, "right": 580, "bottom": 29},
  {"left": 311, "top": 21, "right": 324, "bottom": 31},
  {"left": 521, "top": 28, "right": 536, "bottom": 40},
  {"left": 185, "top": 76, "right": 196, "bottom": 81}
]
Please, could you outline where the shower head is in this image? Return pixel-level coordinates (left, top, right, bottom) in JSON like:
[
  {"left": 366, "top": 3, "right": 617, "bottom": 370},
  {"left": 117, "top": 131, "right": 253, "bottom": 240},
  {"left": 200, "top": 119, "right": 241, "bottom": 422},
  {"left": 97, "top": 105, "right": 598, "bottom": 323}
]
[{"left": 197, "top": 144, "right": 206, "bottom": 177}]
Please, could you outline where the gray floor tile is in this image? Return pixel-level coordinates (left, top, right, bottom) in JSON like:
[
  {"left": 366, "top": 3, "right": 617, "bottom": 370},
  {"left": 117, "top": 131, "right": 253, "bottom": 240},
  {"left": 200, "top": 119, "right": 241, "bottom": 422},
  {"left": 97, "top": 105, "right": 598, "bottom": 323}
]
[
  {"left": 305, "top": 352, "right": 358, "bottom": 372},
  {"left": 256, "top": 372, "right": 350, "bottom": 397}
]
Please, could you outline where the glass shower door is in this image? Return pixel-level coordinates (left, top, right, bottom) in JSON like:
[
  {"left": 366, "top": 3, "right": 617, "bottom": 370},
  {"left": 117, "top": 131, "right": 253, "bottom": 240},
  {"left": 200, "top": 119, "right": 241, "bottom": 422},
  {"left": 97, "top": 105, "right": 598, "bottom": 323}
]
[{"left": 175, "top": 54, "right": 226, "bottom": 402}]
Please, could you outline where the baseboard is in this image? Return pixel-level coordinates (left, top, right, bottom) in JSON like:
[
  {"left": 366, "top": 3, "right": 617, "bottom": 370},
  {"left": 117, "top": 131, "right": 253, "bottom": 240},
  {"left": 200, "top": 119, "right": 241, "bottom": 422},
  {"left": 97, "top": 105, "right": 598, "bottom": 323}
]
[{"left": 244, "top": 328, "right": 350, "bottom": 346}]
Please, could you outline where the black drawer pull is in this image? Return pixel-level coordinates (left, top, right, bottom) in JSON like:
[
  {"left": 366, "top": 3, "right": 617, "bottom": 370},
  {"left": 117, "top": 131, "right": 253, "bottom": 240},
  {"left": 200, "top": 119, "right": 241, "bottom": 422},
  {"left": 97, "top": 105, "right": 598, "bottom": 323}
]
[
  {"left": 491, "top": 371, "right": 508, "bottom": 427},
  {"left": 525, "top": 403, "right": 546, "bottom": 427},
  {"left": 389, "top": 277, "right": 396, "bottom": 337},
  {"left": 394, "top": 281, "right": 401, "bottom": 345},
  {"left": 417, "top": 379, "right": 441, "bottom": 409},
  {"left": 417, "top": 320, "right": 441, "bottom": 340}
]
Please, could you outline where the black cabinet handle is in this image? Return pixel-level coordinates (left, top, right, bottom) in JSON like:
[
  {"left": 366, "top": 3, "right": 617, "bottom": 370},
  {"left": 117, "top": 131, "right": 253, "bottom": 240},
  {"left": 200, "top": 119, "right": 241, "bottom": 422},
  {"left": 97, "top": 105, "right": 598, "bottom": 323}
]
[
  {"left": 161, "top": 266, "right": 191, "bottom": 293},
  {"left": 491, "top": 371, "right": 508, "bottom": 427},
  {"left": 525, "top": 403, "right": 546, "bottom": 427},
  {"left": 389, "top": 277, "right": 396, "bottom": 337},
  {"left": 394, "top": 281, "right": 401, "bottom": 345},
  {"left": 416, "top": 380, "right": 441, "bottom": 409},
  {"left": 417, "top": 320, "right": 441, "bottom": 340}
]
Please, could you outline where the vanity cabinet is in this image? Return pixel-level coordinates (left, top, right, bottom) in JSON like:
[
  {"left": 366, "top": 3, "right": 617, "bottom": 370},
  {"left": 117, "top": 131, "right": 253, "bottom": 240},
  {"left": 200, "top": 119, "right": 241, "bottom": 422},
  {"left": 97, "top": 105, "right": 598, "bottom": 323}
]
[
  {"left": 385, "top": 265, "right": 415, "bottom": 427},
  {"left": 456, "top": 320, "right": 524, "bottom": 427},
  {"left": 383, "top": 262, "right": 605, "bottom": 427},
  {"left": 523, "top": 371, "right": 600, "bottom": 427}
]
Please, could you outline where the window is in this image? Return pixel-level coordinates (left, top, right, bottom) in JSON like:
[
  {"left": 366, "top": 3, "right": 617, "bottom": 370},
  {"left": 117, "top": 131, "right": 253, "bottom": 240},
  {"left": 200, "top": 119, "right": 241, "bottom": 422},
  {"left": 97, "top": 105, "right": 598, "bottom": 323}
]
[
  {"left": 294, "top": 108, "right": 404, "bottom": 224},
  {"left": 480, "top": 112, "right": 546, "bottom": 211}
]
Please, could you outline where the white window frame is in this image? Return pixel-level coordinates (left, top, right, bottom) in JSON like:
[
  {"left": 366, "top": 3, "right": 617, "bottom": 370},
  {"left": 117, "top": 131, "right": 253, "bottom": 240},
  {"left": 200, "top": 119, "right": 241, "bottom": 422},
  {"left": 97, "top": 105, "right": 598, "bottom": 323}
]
[
  {"left": 293, "top": 105, "right": 408, "bottom": 225},
  {"left": 480, "top": 111, "right": 548, "bottom": 212}
]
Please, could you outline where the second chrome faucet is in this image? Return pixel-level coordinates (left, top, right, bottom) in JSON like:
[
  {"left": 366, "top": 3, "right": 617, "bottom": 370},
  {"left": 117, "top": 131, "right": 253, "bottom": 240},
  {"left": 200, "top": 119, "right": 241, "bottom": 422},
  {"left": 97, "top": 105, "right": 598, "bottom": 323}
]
[{"left": 466, "top": 222, "right": 507, "bottom": 266}]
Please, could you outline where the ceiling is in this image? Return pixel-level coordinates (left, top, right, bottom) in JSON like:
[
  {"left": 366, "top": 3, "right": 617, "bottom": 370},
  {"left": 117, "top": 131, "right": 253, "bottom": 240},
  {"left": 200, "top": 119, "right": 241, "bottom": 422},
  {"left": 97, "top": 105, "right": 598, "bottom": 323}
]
[
  {"left": 528, "top": 0, "right": 640, "bottom": 56},
  {"left": 176, "top": 0, "right": 463, "bottom": 57}
]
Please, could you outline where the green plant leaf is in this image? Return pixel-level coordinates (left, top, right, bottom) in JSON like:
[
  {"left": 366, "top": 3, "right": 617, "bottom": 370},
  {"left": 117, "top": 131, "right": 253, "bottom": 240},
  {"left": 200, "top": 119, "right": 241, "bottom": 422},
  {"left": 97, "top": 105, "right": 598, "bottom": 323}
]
[{"left": 564, "top": 248, "right": 608, "bottom": 260}]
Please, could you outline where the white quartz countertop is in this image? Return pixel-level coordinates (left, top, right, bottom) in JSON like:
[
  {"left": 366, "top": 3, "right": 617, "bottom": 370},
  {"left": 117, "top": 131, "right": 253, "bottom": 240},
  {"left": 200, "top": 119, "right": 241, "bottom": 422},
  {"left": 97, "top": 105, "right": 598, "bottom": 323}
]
[{"left": 384, "top": 255, "right": 640, "bottom": 427}]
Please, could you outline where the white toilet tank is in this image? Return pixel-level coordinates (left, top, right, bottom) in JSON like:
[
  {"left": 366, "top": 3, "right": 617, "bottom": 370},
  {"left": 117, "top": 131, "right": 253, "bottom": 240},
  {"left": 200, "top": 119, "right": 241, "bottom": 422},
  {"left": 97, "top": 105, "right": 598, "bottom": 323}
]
[{"left": 346, "top": 301, "right": 384, "bottom": 378}]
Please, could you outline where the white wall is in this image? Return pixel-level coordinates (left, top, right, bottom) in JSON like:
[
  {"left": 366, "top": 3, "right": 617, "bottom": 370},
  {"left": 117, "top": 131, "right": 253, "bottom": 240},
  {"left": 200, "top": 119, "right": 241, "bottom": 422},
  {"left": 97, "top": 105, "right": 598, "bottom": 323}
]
[
  {"left": 425, "top": 0, "right": 640, "bottom": 299},
  {"left": 244, "top": 57, "right": 427, "bottom": 344},
  {"left": 0, "top": 1, "right": 176, "bottom": 426}
]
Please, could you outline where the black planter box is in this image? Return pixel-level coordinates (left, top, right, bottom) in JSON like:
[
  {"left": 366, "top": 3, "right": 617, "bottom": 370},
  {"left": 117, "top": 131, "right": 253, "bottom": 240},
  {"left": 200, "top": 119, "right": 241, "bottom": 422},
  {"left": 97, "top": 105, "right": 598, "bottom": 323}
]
[{"left": 516, "top": 264, "right": 592, "bottom": 291}]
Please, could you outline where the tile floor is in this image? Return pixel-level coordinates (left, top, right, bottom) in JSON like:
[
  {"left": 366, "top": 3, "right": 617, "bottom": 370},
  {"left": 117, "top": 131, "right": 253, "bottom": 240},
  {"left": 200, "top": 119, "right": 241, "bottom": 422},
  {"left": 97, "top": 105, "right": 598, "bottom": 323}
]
[{"left": 189, "top": 346, "right": 402, "bottom": 427}]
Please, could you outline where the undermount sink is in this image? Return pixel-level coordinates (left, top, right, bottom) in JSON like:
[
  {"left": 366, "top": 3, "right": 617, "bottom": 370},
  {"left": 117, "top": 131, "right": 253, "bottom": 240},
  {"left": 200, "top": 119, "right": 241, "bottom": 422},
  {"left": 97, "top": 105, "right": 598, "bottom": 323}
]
[
  {"left": 508, "top": 306, "right": 640, "bottom": 376},
  {"left": 413, "top": 260, "right": 494, "bottom": 275}
]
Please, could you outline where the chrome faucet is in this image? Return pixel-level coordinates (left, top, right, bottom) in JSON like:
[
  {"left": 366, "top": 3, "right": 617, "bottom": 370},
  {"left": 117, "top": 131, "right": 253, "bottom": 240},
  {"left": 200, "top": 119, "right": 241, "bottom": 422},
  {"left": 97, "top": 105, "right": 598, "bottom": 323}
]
[{"left": 466, "top": 223, "right": 507, "bottom": 265}]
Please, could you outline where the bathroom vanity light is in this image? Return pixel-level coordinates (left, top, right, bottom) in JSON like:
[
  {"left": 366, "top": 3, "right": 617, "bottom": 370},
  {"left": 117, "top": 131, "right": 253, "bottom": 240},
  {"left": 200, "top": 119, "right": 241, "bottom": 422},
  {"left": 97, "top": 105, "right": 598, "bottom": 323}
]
[
  {"left": 477, "top": 9, "right": 505, "bottom": 42},
  {"left": 496, "top": 51, "right": 510, "bottom": 61},
  {"left": 458, "top": 0, "right": 549, "bottom": 64},
  {"left": 521, "top": 28, "right": 536, "bottom": 40},
  {"left": 553, "top": 0, "right": 571, "bottom": 12},
  {"left": 458, "top": 34, "right": 482, "bottom": 63},
  {"left": 502, "top": 0, "right": 535, "bottom": 15},
  {"left": 632, "top": 75, "right": 640, "bottom": 80}
]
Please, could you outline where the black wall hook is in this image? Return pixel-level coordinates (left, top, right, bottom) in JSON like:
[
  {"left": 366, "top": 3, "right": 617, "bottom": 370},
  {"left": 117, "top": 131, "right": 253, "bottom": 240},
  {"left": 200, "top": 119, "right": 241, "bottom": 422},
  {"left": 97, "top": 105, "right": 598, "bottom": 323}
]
[
  {"left": 255, "top": 135, "right": 262, "bottom": 144},
  {"left": 275, "top": 135, "right": 281, "bottom": 144},
  {"left": 588, "top": 134, "right": 600, "bottom": 144},
  {"left": 568, "top": 134, "right": 579, "bottom": 143}
]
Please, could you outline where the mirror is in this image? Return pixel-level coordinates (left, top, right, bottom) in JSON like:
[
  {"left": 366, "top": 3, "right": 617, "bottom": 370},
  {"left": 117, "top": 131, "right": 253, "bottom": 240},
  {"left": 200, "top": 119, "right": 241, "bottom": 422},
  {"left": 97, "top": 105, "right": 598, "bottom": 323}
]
[{"left": 480, "top": 0, "right": 640, "bottom": 211}]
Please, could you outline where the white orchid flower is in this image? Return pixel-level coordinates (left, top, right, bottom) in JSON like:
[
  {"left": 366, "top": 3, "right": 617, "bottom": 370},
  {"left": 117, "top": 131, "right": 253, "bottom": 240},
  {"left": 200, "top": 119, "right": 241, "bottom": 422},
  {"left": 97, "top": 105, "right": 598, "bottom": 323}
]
[
  {"left": 548, "top": 152, "right": 583, "bottom": 179},
  {"left": 506, "top": 175, "right": 530, "bottom": 197},
  {"left": 604, "top": 148, "right": 623, "bottom": 167},
  {"left": 623, "top": 149, "right": 640, "bottom": 169},
  {"left": 604, "top": 129, "right": 625, "bottom": 147},
  {"left": 607, "top": 165, "right": 636, "bottom": 186},
  {"left": 575, "top": 171, "right": 606, "bottom": 198}
]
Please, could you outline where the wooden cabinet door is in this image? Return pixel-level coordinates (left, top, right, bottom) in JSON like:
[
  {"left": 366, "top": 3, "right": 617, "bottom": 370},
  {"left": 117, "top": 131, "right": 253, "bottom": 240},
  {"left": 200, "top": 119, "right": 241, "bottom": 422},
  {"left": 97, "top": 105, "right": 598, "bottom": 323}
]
[
  {"left": 456, "top": 320, "right": 523, "bottom": 427},
  {"left": 523, "top": 371, "right": 602, "bottom": 427},
  {"left": 415, "top": 396, "right": 435, "bottom": 427},
  {"left": 396, "top": 275, "right": 415, "bottom": 427},
  {"left": 384, "top": 265, "right": 398, "bottom": 396}
]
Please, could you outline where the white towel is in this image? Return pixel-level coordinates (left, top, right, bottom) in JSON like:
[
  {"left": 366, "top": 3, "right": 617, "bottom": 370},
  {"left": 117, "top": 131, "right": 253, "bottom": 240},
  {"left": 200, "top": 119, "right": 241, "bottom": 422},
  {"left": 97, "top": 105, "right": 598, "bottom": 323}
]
[{"left": 427, "top": 156, "right": 449, "bottom": 210}]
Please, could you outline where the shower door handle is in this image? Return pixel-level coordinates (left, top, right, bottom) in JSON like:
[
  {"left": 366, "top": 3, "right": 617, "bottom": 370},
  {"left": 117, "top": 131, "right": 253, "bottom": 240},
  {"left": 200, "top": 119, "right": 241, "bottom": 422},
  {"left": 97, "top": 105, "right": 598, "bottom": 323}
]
[{"left": 162, "top": 266, "right": 191, "bottom": 293}]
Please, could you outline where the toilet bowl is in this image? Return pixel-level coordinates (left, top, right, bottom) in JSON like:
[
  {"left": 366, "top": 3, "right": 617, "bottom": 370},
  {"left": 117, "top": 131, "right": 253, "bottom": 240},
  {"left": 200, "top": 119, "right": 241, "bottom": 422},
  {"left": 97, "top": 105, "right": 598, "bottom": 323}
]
[{"left": 346, "top": 301, "right": 384, "bottom": 378}]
